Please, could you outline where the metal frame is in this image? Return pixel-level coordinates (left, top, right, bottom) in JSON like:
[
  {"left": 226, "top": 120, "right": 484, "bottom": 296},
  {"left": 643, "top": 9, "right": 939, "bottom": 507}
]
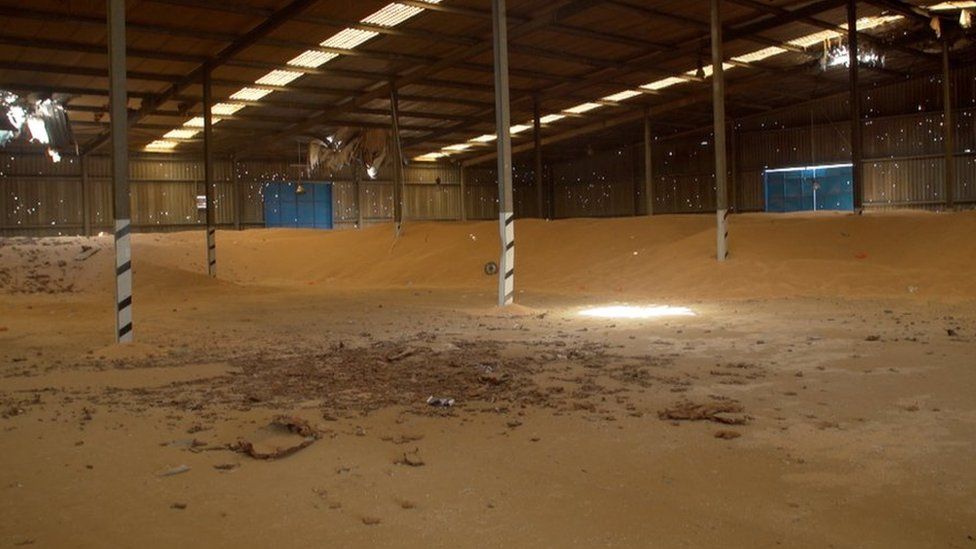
[
  {"left": 493, "top": 0, "right": 516, "bottom": 307},
  {"left": 0, "top": 0, "right": 950, "bottom": 164},
  {"left": 848, "top": 0, "right": 864, "bottom": 212},
  {"left": 108, "top": 0, "right": 133, "bottom": 344},
  {"left": 712, "top": 0, "right": 730, "bottom": 261},
  {"left": 204, "top": 66, "right": 217, "bottom": 277}
]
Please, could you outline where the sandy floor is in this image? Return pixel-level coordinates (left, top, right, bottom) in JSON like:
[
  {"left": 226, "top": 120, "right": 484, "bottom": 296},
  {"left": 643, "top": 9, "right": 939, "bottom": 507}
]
[{"left": 1, "top": 212, "right": 975, "bottom": 548}]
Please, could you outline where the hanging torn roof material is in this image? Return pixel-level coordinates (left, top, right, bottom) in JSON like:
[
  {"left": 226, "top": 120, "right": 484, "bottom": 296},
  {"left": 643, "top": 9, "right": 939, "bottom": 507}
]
[
  {"left": 0, "top": 91, "right": 74, "bottom": 162},
  {"left": 308, "top": 127, "right": 389, "bottom": 179}
]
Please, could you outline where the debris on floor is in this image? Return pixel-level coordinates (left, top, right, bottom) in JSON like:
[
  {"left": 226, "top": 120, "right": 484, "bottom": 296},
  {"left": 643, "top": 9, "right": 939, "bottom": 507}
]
[
  {"left": 658, "top": 400, "right": 749, "bottom": 425},
  {"left": 231, "top": 416, "right": 320, "bottom": 460},
  {"left": 426, "top": 396, "right": 455, "bottom": 407},
  {"left": 158, "top": 464, "right": 191, "bottom": 477},
  {"left": 394, "top": 449, "right": 425, "bottom": 467}
]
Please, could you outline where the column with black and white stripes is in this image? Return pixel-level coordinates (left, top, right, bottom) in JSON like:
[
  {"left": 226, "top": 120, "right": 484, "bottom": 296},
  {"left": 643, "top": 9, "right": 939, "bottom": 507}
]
[
  {"left": 115, "top": 220, "right": 133, "bottom": 342},
  {"left": 203, "top": 65, "right": 217, "bottom": 277},
  {"left": 108, "top": 0, "right": 133, "bottom": 342},
  {"left": 492, "top": 0, "right": 515, "bottom": 306},
  {"left": 711, "top": 0, "right": 730, "bottom": 261}
]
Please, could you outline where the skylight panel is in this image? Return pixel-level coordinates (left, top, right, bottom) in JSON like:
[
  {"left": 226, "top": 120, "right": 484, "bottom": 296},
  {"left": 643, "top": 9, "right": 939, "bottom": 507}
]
[
  {"left": 539, "top": 114, "right": 566, "bottom": 124},
  {"left": 145, "top": 140, "right": 178, "bottom": 150},
  {"left": 183, "top": 116, "right": 223, "bottom": 128},
  {"left": 415, "top": 152, "right": 447, "bottom": 162},
  {"left": 640, "top": 76, "right": 688, "bottom": 91},
  {"left": 788, "top": 15, "right": 902, "bottom": 49},
  {"left": 322, "top": 28, "right": 378, "bottom": 50},
  {"left": 685, "top": 62, "right": 735, "bottom": 79},
  {"left": 363, "top": 3, "right": 425, "bottom": 27},
  {"left": 732, "top": 46, "right": 786, "bottom": 64},
  {"left": 211, "top": 103, "right": 246, "bottom": 116},
  {"left": 564, "top": 102, "right": 602, "bottom": 114},
  {"left": 603, "top": 90, "right": 642, "bottom": 102},
  {"left": 256, "top": 70, "right": 304, "bottom": 86},
  {"left": 288, "top": 50, "right": 339, "bottom": 68},
  {"left": 789, "top": 29, "right": 840, "bottom": 48},
  {"left": 471, "top": 134, "right": 497, "bottom": 143},
  {"left": 442, "top": 143, "right": 471, "bottom": 152},
  {"left": 163, "top": 129, "right": 199, "bottom": 140},
  {"left": 930, "top": 1, "right": 976, "bottom": 8},
  {"left": 510, "top": 124, "right": 533, "bottom": 134},
  {"left": 230, "top": 88, "right": 273, "bottom": 101}
]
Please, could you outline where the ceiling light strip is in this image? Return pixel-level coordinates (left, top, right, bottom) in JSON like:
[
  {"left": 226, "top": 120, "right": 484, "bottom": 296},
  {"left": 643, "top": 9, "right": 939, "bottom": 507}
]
[
  {"left": 147, "top": 1, "right": 443, "bottom": 151},
  {"left": 415, "top": 14, "right": 904, "bottom": 161}
]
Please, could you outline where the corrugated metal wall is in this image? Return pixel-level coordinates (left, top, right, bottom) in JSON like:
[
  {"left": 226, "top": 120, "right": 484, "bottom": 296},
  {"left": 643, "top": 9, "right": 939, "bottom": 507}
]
[
  {"left": 4, "top": 68, "right": 975, "bottom": 234},
  {"left": 0, "top": 153, "right": 463, "bottom": 235},
  {"left": 544, "top": 65, "right": 976, "bottom": 214}
]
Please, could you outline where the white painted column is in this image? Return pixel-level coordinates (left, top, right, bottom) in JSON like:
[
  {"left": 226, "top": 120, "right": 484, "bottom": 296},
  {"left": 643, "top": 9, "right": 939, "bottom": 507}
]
[
  {"left": 492, "top": 0, "right": 515, "bottom": 306},
  {"left": 108, "top": 0, "right": 133, "bottom": 342}
]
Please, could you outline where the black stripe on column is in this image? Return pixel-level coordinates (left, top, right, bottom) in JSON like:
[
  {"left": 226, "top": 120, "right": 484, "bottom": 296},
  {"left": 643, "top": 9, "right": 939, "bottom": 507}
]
[
  {"left": 116, "top": 261, "right": 131, "bottom": 276},
  {"left": 118, "top": 323, "right": 133, "bottom": 337},
  {"left": 115, "top": 224, "right": 131, "bottom": 240},
  {"left": 208, "top": 244, "right": 216, "bottom": 250},
  {"left": 209, "top": 260, "right": 217, "bottom": 266},
  {"left": 505, "top": 215, "right": 514, "bottom": 226},
  {"left": 117, "top": 296, "right": 132, "bottom": 311},
  {"left": 506, "top": 241, "right": 515, "bottom": 251},
  {"left": 505, "top": 269, "right": 514, "bottom": 279}
]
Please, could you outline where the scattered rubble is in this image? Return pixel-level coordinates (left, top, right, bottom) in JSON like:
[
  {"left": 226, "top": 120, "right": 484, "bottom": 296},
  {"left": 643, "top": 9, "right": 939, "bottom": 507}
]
[
  {"left": 231, "top": 416, "right": 320, "bottom": 460},
  {"left": 659, "top": 400, "right": 749, "bottom": 425}
]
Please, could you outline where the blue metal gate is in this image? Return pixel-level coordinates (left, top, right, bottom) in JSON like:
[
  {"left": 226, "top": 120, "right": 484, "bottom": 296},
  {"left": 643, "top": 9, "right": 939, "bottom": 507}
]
[
  {"left": 264, "top": 182, "right": 333, "bottom": 229},
  {"left": 764, "top": 164, "right": 854, "bottom": 212}
]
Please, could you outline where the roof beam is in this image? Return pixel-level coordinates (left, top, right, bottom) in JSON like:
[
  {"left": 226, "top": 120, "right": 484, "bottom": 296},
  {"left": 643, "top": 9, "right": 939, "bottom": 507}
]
[
  {"left": 459, "top": 48, "right": 965, "bottom": 166},
  {"left": 233, "top": 0, "right": 607, "bottom": 155},
  {"left": 725, "top": 0, "right": 936, "bottom": 61},
  {"left": 402, "top": 0, "right": 890, "bottom": 151},
  {"left": 460, "top": 67, "right": 811, "bottom": 166},
  {"left": 859, "top": 0, "right": 933, "bottom": 24},
  {"left": 80, "top": 0, "right": 322, "bottom": 155},
  {"left": 0, "top": 32, "right": 599, "bottom": 99}
]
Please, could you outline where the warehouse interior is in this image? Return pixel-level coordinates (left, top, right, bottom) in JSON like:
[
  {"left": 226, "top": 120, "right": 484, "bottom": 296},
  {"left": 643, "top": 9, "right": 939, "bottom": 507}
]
[{"left": 2, "top": 1, "right": 976, "bottom": 547}]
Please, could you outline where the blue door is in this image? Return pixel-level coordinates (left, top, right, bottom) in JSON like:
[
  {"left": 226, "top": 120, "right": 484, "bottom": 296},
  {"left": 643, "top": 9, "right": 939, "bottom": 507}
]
[
  {"left": 264, "top": 182, "right": 333, "bottom": 229},
  {"left": 764, "top": 165, "right": 853, "bottom": 212}
]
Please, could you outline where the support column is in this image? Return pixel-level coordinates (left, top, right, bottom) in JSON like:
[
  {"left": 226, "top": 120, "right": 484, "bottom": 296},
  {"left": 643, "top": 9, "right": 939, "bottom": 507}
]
[
  {"left": 232, "top": 154, "right": 242, "bottom": 231},
  {"left": 80, "top": 154, "right": 92, "bottom": 236},
  {"left": 108, "top": 0, "right": 132, "bottom": 343},
  {"left": 711, "top": 0, "right": 729, "bottom": 261},
  {"left": 643, "top": 108, "right": 654, "bottom": 216},
  {"left": 459, "top": 166, "right": 467, "bottom": 221},
  {"left": 0, "top": 162, "right": 6, "bottom": 234},
  {"left": 942, "top": 34, "right": 955, "bottom": 210},
  {"left": 848, "top": 0, "right": 864, "bottom": 212},
  {"left": 390, "top": 83, "right": 404, "bottom": 234},
  {"left": 355, "top": 165, "right": 365, "bottom": 228},
  {"left": 533, "top": 97, "right": 544, "bottom": 218},
  {"left": 492, "top": 0, "right": 515, "bottom": 306},
  {"left": 632, "top": 143, "right": 640, "bottom": 216},
  {"left": 203, "top": 66, "right": 216, "bottom": 277},
  {"left": 730, "top": 118, "right": 738, "bottom": 213},
  {"left": 547, "top": 165, "right": 555, "bottom": 219}
]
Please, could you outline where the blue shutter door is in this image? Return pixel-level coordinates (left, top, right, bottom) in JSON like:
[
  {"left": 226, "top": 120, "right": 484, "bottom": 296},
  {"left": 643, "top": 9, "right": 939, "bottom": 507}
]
[{"left": 264, "top": 182, "right": 333, "bottom": 228}]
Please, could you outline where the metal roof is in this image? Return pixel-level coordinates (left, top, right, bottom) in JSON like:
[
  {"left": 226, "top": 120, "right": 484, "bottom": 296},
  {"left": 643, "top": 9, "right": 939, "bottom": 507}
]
[{"left": 0, "top": 0, "right": 962, "bottom": 163}]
